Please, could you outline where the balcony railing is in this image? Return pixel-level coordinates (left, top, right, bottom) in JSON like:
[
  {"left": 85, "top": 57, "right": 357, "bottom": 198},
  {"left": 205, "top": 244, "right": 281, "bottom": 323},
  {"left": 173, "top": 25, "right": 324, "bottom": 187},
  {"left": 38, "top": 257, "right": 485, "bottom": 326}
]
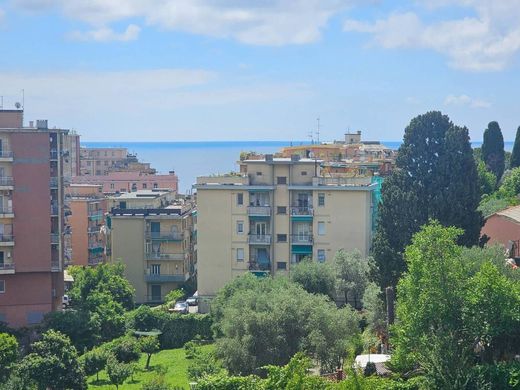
[
  {"left": 145, "top": 231, "right": 183, "bottom": 241},
  {"left": 88, "top": 211, "right": 104, "bottom": 221},
  {"left": 0, "top": 150, "right": 13, "bottom": 158},
  {"left": 50, "top": 177, "right": 59, "bottom": 188},
  {"left": 50, "top": 150, "right": 58, "bottom": 160},
  {"left": 145, "top": 252, "right": 185, "bottom": 261},
  {"left": 50, "top": 204, "right": 59, "bottom": 215},
  {"left": 291, "top": 234, "right": 313, "bottom": 244},
  {"left": 50, "top": 233, "right": 60, "bottom": 244},
  {"left": 0, "top": 263, "right": 15, "bottom": 272},
  {"left": 0, "top": 177, "right": 13, "bottom": 186},
  {"left": 88, "top": 227, "right": 101, "bottom": 234},
  {"left": 248, "top": 258, "right": 271, "bottom": 271},
  {"left": 51, "top": 260, "right": 60, "bottom": 271},
  {"left": 290, "top": 206, "right": 314, "bottom": 216},
  {"left": 247, "top": 206, "right": 271, "bottom": 216},
  {"left": 0, "top": 206, "right": 13, "bottom": 215},
  {"left": 248, "top": 234, "right": 271, "bottom": 244},
  {"left": 88, "top": 255, "right": 104, "bottom": 266},
  {"left": 144, "top": 273, "right": 188, "bottom": 283}
]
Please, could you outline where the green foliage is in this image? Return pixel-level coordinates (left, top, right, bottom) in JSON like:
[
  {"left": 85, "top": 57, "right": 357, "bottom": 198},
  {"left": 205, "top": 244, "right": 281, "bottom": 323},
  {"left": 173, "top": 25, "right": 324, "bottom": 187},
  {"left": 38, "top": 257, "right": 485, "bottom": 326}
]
[
  {"left": 196, "top": 373, "right": 263, "bottom": 390},
  {"left": 511, "top": 126, "right": 520, "bottom": 169},
  {"left": 126, "top": 306, "right": 213, "bottom": 349},
  {"left": 362, "top": 283, "right": 386, "bottom": 335},
  {"left": 106, "top": 354, "right": 132, "bottom": 390},
  {"left": 334, "top": 249, "right": 372, "bottom": 309},
  {"left": 42, "top": 309, "right": 101, "bottom": 351},
  {"left": 186, "top": 345, "right": 225, "bottom": 380},
  {"left": 478, "top": 196, "right": 512, "bottom": 217},
  {"left": 0, "top": 332, "right": 18, "bottom": 381},
  {"left": 18, "top": 330, "right": 87, "bottom": 390},
  {"left": 102, "top": 335, "right": 141, "bottom": 363},
  {"left": 289, "top": 258, "right": 336, "bottom": 299},
  {"left": 82, "top": 347, "right": 108, "bottom": 381},
  {"left": 141, "top": 375, "right": 174, "bottom": 390},
  {"left": 482, "top": 121, "right": 506, "bottom": 181},
  {"left": 184, "top": 341, "right": 198, "bottom": 359},
  {"left": 164, "top": 289, "right": 185, "bottom": 307},
  {"left": 139, "top": 336, "right": 160, "bottom": 369},
  {"left": 374, "top": 111, "right": 482, "bottom": 288},
  {"left": 213, "top": 274, "right": 359, "bottom": 375},
  {"left": 364, "top": 362, "right": 377, "bottom": 377},
  {"left": 263, "top": 352, "right": 330, "bottom": 389},
  {"left": 477, "top": 160, "right": 497, "bottom": 196},
  {"left": 498, "top": 167, "right": 520, "bottom": 198},
  {"left": 469, "top": 361, "right": 520, "bottom": 390}
]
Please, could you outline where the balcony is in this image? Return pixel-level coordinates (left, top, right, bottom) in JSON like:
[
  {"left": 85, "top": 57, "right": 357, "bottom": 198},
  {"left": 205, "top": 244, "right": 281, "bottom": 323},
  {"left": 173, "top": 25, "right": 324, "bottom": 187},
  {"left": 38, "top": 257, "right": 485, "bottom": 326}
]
[
  {"left": 145, "top": 231, "right": 183, "bottom": 241},
  {"left": 290, "top": 206, "right": 314, "bottom": 216},
  {"left": 291, "top": 234, "right": 313, "bottom": 244},
  {"left": 88, "top": 244, "right": 104, "bottom": 254},
  {"left": 248, "top": 234, "right": 271, "bottom": 245},
  {"left": 50, "top": 149, "right": 58, "bottom": 160},
  {"left": 88, "top": 211, "right": 104, "bottom": 221},
  {"left": 144, "top": 272, "right": 188, "bottom": 283},
  {"left": 248, "top": 259, "right": 271, "bottom": 271},
  {"left": 0, "top": 150, "right": 13, "bottom": 162},
  {"left": 0, "top": 206, "right": 14, "bottom": 217},
  {"left": 88, "top": 254, "right": 104, "bottom": 266},
  {"left": 0, "top": 177, "right": 14, "bottom": 189},
  {"left": 247, "top": 206, "right": 271, "bottom": 216},
  {"left": 51, "top": 233, "right": 60, "bottom": 245},
  {"left": 145, "top": 252, "right": 185, "bottom": 261},
  {"left": 0, "top": 233, "right": 14, "bottom": 246},
  {"left": 51, "top": 260, "right": 60, "bottom": 272},
  {"left": 0, "top": 262, "right": 15, "bottom": 274},
  {"left": 50, "top": 204, "right": 59, "bottom": 216},
  {"left": 88, "top": 227, "right": 101, "bottom": 234},
  {"left": 50, "top": 177, "right": 59, "bottom": 188}
]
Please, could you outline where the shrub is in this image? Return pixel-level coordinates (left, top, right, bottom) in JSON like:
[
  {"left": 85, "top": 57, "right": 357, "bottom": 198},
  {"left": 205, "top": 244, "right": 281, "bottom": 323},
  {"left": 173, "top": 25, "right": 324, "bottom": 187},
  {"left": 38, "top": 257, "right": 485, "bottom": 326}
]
[
  {"left": 106, "top": 355, "right": 132, "bottom": 390},
  {"left": 364, "top": 362, "right": 377, "bottom": 376},
  {"left": 82, "top": 347, "right": 108, "bottom": 381},
  {"left": 102, "top": 335, "right": 141, "bottom": 363}
]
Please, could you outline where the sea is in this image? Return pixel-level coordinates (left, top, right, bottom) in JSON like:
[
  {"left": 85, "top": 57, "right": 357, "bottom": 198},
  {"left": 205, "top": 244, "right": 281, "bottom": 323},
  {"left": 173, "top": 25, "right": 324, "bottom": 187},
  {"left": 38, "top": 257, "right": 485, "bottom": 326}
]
[{"left": 82, "top": 140, "right": 514, "bottom": 194}]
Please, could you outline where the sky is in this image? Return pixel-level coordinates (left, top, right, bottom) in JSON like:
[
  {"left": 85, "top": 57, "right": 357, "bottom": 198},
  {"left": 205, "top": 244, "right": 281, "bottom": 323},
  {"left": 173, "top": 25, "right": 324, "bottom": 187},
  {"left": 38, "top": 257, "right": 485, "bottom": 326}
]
[{"left": 1, "top": 0, "right": 520, "bottom": 142}]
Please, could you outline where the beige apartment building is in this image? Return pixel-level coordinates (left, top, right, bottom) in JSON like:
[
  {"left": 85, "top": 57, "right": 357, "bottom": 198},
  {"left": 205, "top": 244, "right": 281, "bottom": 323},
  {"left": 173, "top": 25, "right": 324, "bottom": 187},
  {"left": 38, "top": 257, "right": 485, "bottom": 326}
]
[
  {"left": 108, "top": 190, "right": 196, "bottom": 304},
  {"left": 80, "top": 147, "right": 155, "bottom": 176},
  {"left": 194, "top": 155, "right": 375, "bottom": 311}
]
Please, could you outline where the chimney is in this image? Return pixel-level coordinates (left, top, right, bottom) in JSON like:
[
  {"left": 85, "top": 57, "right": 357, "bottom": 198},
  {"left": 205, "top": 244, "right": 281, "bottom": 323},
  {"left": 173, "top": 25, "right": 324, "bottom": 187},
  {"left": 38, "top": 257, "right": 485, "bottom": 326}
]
[
  {"left": 29, "top": 120, "right": 34, "bottom": 127},
  {"left": 36, "top": 119, "right": 48, "bottom": 129},
  {"left": 291, "top": 154, "right": 300, "bottom": 162}
]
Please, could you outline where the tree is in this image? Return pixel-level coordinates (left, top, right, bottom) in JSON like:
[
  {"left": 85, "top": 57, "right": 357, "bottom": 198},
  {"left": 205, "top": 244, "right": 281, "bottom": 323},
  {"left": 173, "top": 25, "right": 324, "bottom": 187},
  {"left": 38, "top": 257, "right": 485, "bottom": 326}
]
[
  {"left": 511, "top": 126, "right": 520, "bottom": 169},
  {"left": 289, "top": 258, "right": 336, "bottom": 299},
  {"left": 362, "top": 282, "right": 386, "bottom": 336},
  {"left": 139, "top": 336, "right": 160, "bottom": 370},
  {"left": 482, "top": 121, "right": 505, "bottom": 181},
  {"left": 334, "top": 249, "right": 371, "bottom": 309},
  {"left": 104, "top": 335, "right": 141, "bottom": 363},
  {"left": 477, "top": 160, "right": 497, "bottom": 196},
  {"left": 498, "top": 167, "right": 520, "bottom": 198},
  {"left": 163, "top": 289, "right": 184, "bottom": 308},
  {"left": 213, "top": 274, "right": 359, "bottom": 375},
  {"left": 18, "top": 330, "right": 87, "bottom": 390},
  {"left": 106, "top": 355, "right": 132, "bottom": 390},
  {"left": 42, "top": 309, "right": 101, "bottom": 351},
  {"left": 82, "top": 347, "right": 108, "bottom": 381},
  {"left": 373, "top": 111, "right": 482, "bottom": 288},
  {"left": 0, "top": 333, "right": 18, "bottom": 381}
]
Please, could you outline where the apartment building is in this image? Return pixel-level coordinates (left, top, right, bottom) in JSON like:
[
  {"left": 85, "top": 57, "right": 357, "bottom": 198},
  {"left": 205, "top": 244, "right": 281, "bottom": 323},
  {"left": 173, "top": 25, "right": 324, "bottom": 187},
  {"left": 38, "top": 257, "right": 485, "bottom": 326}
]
[
  {"left": 63, "top": 131, "right": 81, "bottom": 178},
  {"left": 64, "top": 184, "right": 107, "bottom": 266},
  {"left": 80, "top": 147, "right": 155, "bottom": 176},
  {"left": 194, "top": 155, "right": 376, "bottom": 311},
  {"left": 108, "top": 190, "right": 196, "bottom": 304},
  {"left": 72, "top": 171, "right": 179, "bottom": 194},
  {"left": 0, "top": 110, "right": 67, "bottom": 327}
]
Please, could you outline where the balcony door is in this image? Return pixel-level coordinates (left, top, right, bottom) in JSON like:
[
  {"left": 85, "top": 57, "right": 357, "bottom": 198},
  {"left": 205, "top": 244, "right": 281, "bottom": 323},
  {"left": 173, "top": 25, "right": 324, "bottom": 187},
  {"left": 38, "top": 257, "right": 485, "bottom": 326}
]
[
  {"left": 150, "top": 221, "right": 160, "bottom": 239},
  {"left": 151, "top": 285, "right": 161, "bottom": 301},
  {"left": 255, "top": 222, "right": 267, "bottom": 236},
  {"left": 297, "top": 193, "right": 310, "bottom": 208},
  {"left": 294, "top": 223, "right": 311, "bottom": 241}
]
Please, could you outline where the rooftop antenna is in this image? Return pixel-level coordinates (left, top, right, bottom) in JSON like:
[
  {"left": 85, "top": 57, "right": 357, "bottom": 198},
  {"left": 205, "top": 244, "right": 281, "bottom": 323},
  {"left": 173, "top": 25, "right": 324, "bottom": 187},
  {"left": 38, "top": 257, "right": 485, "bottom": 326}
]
[
  {"left": 316, "top": 117, "right": 320, "bottom": 144},
  {"left": 308, "top": 130, "right": 314, "bottom": 145}
]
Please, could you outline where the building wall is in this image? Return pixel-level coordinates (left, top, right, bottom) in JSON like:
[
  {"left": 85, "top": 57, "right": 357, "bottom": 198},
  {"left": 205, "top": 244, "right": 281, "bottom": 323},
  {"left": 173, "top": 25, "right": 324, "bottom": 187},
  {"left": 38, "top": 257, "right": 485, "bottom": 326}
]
[
  {"left": 0, "top": 111, "right": 23, "bottom": 128},
  {"left": 69, "top": 201, "right": 89, "bottom": 266},
  {"left": 481, "top": 215, "right": 520, "bottom": 249},
  {"left": 73, "top": 172, "right": 178, "bottom": 194}
]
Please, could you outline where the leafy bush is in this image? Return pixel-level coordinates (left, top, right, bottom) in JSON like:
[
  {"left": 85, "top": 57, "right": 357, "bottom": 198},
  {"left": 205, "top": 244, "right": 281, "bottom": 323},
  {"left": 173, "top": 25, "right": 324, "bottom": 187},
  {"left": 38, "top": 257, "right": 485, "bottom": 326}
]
[
  {"left": 106, "top": 355, "right": 132, "bottom": 390},
  {"left": 102, "top": 335, "right": 141, "bottom": 363},
  {"left": 184, "top": 341, "right": 198, "bottom": 359},
  {"left": 186, "top": 347, "right": 224, "bottom": 380},
  {"left": 82, "top": 347, "right": 108, "bottom": 381}
]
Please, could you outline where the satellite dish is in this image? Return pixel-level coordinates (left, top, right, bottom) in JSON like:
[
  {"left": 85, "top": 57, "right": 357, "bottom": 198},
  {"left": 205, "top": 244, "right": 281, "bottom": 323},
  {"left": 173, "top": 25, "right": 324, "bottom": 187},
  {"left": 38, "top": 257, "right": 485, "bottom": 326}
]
[{"left": 14, "top": 102, "right": 21, "bottom": 109}]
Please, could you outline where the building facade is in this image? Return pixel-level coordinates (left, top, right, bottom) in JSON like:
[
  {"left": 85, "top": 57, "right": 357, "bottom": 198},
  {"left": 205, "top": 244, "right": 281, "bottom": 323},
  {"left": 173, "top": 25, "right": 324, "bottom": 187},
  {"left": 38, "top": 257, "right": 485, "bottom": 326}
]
[
  {"left": 194, "top": 155, "right": 375, "bottom": 311},
  {"left": 108, "top": 190, "right": 196, "bottom": 304},
  {"left": 72, "top": 171, "right": 179, "bottom": 194},
  {"left": 0, "top": 110, "right": 67, "bottom": 327},
  {"left": 65, "top": 184, "right": 107, "bottom": 267},
  {"left": 80, "top": 147, "right": 155, "bottom": 176}
]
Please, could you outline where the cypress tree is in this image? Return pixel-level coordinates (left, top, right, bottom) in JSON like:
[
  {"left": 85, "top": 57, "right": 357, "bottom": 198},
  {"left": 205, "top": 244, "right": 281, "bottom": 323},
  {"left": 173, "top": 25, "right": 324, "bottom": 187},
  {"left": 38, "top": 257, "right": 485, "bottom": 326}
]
[
  {"left": 510, "top": 126, "right": 520, "bottom": 169},
  {"left": 373, "top": 111, "right": 482, "bottom": 288},
  {"left": 481, "top": 121, "right": 505, "bottom": 181}
]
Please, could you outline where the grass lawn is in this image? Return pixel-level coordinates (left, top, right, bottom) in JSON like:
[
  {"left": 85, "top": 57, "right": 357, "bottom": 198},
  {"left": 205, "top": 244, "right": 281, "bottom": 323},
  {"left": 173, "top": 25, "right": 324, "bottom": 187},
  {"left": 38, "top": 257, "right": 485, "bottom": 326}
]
[{"left": 87, "top": 344, "right": 214, "bottom": 389}]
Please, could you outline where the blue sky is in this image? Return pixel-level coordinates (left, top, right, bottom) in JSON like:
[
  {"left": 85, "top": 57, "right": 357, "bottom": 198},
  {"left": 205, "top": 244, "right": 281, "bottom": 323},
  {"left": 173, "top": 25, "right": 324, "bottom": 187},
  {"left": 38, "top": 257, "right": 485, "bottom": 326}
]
[{"left": 1, "top": 0, "right": 519, "bottom": 142}]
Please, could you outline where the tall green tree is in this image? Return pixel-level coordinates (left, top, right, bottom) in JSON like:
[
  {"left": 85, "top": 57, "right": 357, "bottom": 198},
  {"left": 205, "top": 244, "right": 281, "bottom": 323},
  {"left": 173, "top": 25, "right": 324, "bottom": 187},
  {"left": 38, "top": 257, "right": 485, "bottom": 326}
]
[
  {"left": 482, "top": 121, "right": 505, "bottom": 181},
  {"left": 18, "top": 330, "right": 87, "bottom": 390},
  {"left": 511, "top": 126, "right": 520, "bottom": 169},
  {"left": 334, "top": 249, "right": 372, "bottom": 309},
  {"left": 373, "top": 111, "right": 482, "bottom": 288},
  {"left": 0, "top": 333, "right": 18, "bottom": 381},
  {"left": 289, "top": 258, "right": 336, "bottom": 299}
]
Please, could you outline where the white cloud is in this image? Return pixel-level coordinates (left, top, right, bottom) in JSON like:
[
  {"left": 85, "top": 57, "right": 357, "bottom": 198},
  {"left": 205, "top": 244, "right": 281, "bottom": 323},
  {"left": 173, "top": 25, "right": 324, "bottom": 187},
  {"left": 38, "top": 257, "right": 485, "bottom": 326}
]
[
  {"left": 12, "top": 0, "right": 352, "bottom": 45},
  {"left": 344, "top": 1, "right": 520, "bottom": 71},
  {"left": 68, "top": 24, "right": 140, "bottom": 42},
  {"left": 444, "top": 94, "right": 491, "bottom": 108}
]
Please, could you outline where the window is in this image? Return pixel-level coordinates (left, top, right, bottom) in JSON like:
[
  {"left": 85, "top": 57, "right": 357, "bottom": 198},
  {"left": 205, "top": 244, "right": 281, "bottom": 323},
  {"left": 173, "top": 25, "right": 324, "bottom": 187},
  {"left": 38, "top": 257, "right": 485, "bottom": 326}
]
[
  {"left": 153, "top": 183, "right": 158, "bottom": 189},
  {"left": 277, "top": 234, "right": 287, "bottom": 242},
  {"left": 317, "top": 249, "right": 326, "bottom": 263},
  {"left": 96, "top": 170, "right": 101, "bottom": 175},
  {"left": 277, "top": 176, "right": 287, "bottom": 185},
  {"left": 96, "top": 161, "right": 101, "bottom": 166},
  {"left": 301, "top": 171, "right": 308, "bottom": 176},
  {"left": 87, "top": 161, "right": 91, "bottom": 166},
  {"left": 110, "top": 183, "right": 115, "bottom": 189},
  {"left": 0, "top": 280, "right": 4, "bottom": 293},
  {"left": 236, "top": 248, "right": 244, "bottom": 262},
  {"left": 318, "top": 221, "right": 325, "bottom": 235},
  {"left": 277, "top": 262, "right": 287, "bottom": 270},
  {"left": 151, "top": 264, "right": 161, "bottom": 275},
  {"left": 318, "top": 193, "right": 325, "bottom": 206},
  {"left": 237, "top": 193, "right": 243, "bottom": 206},
  {"left": 237, "top": 221, "right": 244, "bottom": 234},
  {"left": 142, "top": 183, "right": 147, "bottom": 189},
  {"left": 104, "top": 161, "right": 109, "bottom": 166},
  {"left": 277, "top": 206, "right": 287, "bottom": 214},
  {"left": 256, "top": 172, "right": 263, "bottom": 176}
]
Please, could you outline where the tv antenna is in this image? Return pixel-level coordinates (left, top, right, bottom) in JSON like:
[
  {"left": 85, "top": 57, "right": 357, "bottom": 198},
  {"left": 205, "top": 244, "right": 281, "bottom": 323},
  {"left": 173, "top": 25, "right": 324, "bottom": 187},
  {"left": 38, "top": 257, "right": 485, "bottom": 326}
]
[
  {"left": 15, "top": 102, "right": 21, "bottom": 109},
  {"left": 316, "top": 117, "right": 320, "bottom": 144}
]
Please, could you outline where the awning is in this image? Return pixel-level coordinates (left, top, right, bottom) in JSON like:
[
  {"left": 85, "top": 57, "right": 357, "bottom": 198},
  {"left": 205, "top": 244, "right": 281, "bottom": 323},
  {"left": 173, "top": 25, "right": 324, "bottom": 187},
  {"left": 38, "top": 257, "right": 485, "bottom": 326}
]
[{"left": 291, "top": 245, "right": 313, "bottom": 254}]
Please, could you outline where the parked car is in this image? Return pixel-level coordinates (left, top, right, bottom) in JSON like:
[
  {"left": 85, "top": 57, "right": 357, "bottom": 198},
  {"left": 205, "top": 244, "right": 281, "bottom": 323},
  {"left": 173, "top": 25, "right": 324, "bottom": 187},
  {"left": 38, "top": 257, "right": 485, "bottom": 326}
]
[
  {"left": 171, "top": 301, "right": 189, "bottom": 314},
  {"left": 186, "top": 295, "right": 198, "bottom": 306},
  {"left": 62, "top": 294, "right": 71, "bottom": 308}
]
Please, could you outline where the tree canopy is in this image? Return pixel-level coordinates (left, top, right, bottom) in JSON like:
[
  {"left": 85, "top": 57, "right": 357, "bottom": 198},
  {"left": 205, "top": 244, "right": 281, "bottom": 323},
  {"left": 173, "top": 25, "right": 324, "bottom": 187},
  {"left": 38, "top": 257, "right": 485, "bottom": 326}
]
[
  {"left": 482, "top": 121, "right": 505, "bottom": 181},
  {"left": 289, "top": 258, "right": 336, "bottom": 299},
  {"left": 511, "top": 126, "right": 520, "bottom": 169},
  {"left": 373, "top": 111, "right": 482, "bottom": 288}
]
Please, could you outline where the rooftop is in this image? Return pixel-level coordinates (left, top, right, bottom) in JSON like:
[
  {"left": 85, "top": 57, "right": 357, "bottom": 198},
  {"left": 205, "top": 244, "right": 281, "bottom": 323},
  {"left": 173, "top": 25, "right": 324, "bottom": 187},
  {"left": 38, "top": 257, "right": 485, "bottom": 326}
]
[
  {"left": 109, "top": 189, "right": 172, "bottom": 200},
  {"left": 494, "top": 205, "right": 520, "bottom": 223}
]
